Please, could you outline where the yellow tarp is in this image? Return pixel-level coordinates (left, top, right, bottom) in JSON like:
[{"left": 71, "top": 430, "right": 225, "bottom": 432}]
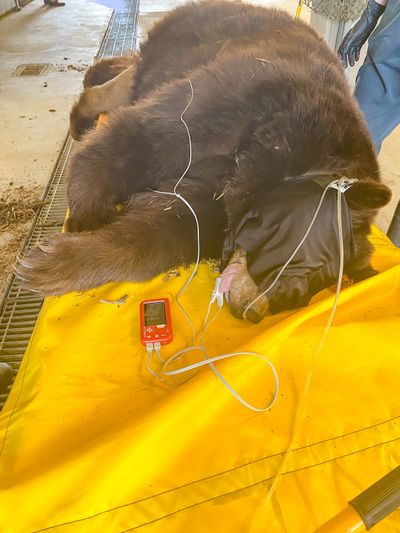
[{"left": 1, "top": 226, "right": 400, "bottom": 532}]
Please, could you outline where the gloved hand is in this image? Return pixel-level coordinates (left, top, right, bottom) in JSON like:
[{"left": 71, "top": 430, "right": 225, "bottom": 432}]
[{"left": 338, "top": 0, "right": 386, "bottom": 68}]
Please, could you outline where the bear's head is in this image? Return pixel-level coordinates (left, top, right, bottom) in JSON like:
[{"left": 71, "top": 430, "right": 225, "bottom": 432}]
[{"left": 222, "top": 177, "right": 391, "bottom": 323}]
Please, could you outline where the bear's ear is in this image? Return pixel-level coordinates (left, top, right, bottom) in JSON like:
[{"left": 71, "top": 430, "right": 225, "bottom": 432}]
[{"left": 346, "top": 180, "right": 392, "bottom": 209}]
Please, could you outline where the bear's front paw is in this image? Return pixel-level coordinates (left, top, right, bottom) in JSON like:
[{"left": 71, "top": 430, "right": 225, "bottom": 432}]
[{"left": 14, "top": 236, "right": 80, "bottom": 296}]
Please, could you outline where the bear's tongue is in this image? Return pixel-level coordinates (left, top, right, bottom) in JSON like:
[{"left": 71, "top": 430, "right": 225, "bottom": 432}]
[{"left": 220, "top": 263, "right": 243, "bottom": 297}]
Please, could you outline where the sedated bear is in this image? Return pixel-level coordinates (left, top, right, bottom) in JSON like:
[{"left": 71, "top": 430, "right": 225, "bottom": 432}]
[{"left": 16, "top": 1, "right": 391, "bottom": 322}]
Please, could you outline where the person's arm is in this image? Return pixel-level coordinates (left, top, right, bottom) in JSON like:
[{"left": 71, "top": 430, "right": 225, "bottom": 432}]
[{"left": 338, "top": 0, "right": 387, "bottom": 68}]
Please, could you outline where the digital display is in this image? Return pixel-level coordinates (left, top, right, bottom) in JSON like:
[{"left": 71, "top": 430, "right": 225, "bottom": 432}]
[{"left": 144, "top": 302, "right": 166, "bottom": 326}]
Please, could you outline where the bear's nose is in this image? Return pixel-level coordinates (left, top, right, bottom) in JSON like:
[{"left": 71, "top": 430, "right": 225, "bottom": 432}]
[{"left": 245, "top": 308, "right": 263, "bottom": 324}]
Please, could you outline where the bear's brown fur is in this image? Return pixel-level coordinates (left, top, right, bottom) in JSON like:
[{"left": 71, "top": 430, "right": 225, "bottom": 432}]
[{"left": 16, "top": 0, "right": 391, "bottom": 319}]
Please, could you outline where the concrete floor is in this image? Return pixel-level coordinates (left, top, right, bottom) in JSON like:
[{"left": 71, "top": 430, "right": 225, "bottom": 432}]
[
  {"left": 0, "top": 0, "right": 399, "bottom": 295},
  {"left": 0, "top": 0, "right": 111, "bottom": 193}
]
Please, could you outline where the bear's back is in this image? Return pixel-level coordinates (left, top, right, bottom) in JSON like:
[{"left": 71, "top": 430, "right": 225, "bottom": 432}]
[{"left": 133, "top": 1, "right": 339, "bottom": 100}]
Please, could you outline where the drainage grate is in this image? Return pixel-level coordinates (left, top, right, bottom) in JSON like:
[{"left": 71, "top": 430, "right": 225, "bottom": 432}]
[
  {"left": 0, "top": 137, "right": 73, "bottom": 407},
  {"left": 98, "top": 2, "right": 140, "bottom": 58},
  {"left": 0, "top": 0, "right": 140, "bottom": 410},
  {"left": 14, "top": 63, "right": 50, "bottom": 77}
]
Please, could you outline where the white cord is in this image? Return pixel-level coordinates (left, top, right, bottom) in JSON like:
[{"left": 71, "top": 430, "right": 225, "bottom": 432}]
[
  {"left": 263, "top": 180, "right": 346, "bottom": 509},
  {"left": 151, "top": 78, "right": 197, "bottom": 342},
  {"left": 159, "top": 179, "right": 345, "bottom": 412},
  {"left": 162, "top": 296, "right": 280, "bottom": 412},
  {"left": 173, "top": 80, "right": 194, "bottom": 195},
  {"left": 243, "top": 182, "right": 332, "bottom": 319},
  {"left": 154, "top": 189, "right": 200, "bottom": 343}
]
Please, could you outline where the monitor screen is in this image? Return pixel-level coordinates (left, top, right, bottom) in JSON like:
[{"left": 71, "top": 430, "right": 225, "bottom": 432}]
[{"left": 144, "top": 302, "right": 166, "bottom": 326}]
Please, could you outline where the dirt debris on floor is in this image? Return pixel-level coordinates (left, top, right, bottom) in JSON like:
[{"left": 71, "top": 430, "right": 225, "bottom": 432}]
[
  {"left": 54, "top": 63, "right": 90, "bottom": 73},
  {"left": 0, "top": 185, "right": 44, "bottom": 295}
]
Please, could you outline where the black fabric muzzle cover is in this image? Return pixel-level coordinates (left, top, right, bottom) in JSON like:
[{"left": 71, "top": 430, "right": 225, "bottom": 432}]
[{"left": 221, "top": 179, "right": 354, "bottom": 314}]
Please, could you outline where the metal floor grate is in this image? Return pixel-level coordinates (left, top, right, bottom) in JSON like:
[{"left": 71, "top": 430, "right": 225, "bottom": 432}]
[
  {"left": 99, "top": 6, "right": 140, "bottom": 58},
  {"left": 0, "top": 138, "right": 72, "bottom": 407},
  {"left": 0, "top": 0, "right": 140, "bottom": 409},
  {"left": 13, "top": 63, "right": 50, "bottom": 77}
]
